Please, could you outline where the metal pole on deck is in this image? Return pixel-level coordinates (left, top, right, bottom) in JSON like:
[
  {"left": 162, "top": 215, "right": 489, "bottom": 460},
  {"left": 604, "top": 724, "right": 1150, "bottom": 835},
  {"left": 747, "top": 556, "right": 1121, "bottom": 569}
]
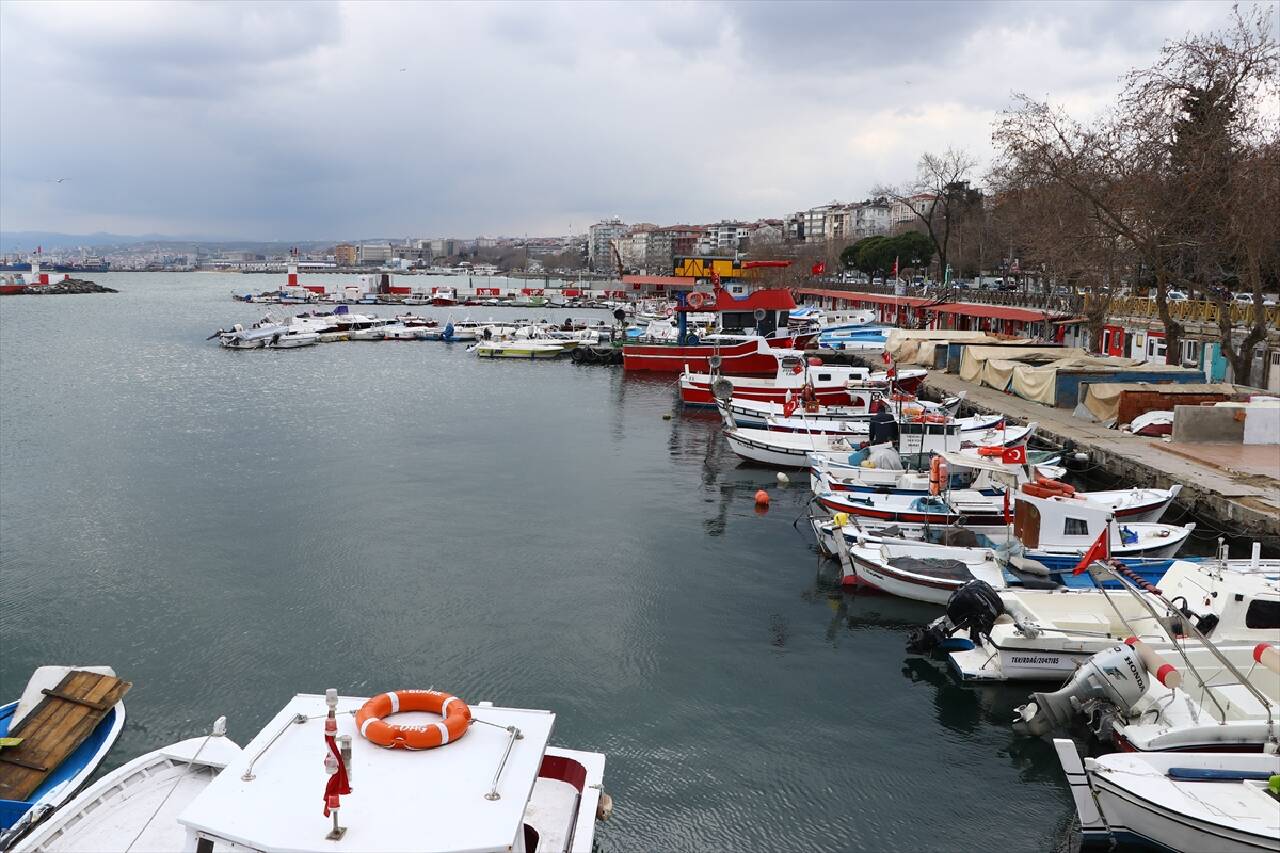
[{"left": 677, "top": 289, "right": 688, "bottom": 345}]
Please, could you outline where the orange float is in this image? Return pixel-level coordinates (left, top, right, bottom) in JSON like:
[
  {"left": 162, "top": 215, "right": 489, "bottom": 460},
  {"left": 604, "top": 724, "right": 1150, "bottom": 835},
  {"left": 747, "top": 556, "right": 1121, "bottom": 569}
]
[{"left": 356, "top": 690, "right": 471, "bottom": 750}]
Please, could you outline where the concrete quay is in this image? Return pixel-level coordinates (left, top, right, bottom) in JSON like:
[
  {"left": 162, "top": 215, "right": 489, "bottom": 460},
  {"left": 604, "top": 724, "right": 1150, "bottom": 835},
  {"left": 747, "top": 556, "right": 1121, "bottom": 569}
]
[{"left": 835, "top": 349, "right": 1280, "bottom": 543}]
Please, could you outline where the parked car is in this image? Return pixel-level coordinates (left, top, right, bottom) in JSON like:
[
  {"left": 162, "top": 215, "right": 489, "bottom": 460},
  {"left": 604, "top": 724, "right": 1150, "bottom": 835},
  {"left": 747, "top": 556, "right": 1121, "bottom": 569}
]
[{"left": 1167, "top": 290, "right": 1188, "bottom": 301}]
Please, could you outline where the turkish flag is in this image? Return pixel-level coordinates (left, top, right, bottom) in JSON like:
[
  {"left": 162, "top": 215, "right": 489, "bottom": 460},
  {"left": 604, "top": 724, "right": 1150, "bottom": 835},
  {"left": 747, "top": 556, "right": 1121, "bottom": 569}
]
[
  {"left": 1002, "top": 489, "right": 1011, "bottom": 524},
  {"left": 711, "top": 268, "right": 721, "bottom": 287},
  {"left": 1001, "top": 445, "right": 1027, "bottom": 465},
  {"left": 886, "top": 367, "right": 896, "bottom": 379},
  {"left": 783, "top": 397, "right": 799, "bottom": 418},
  {"left": 1072, "top": 528, "right": 1110, "bottom": 574},
  {"left": 881, "top": 351, "right": 892, "bottom": 365},
  {"left": 891, "top": 256, "right": 899, "bottom": 277},
  {"left": 811, "top": 261, "right": 826, "bottom": 276}
]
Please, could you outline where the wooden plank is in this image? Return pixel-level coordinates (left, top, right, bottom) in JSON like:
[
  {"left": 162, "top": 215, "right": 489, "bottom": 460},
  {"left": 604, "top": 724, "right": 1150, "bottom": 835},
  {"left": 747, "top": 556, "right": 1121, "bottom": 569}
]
[{"left": 0, "top": 671, "right": 129, "bottom": 802}]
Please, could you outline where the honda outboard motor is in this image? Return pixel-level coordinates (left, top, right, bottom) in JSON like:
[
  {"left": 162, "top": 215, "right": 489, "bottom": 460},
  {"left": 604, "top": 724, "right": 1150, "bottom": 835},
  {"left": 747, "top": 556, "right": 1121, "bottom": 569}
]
[
  {"left": 906, "top": 580, "right": 1005, "bottom": 654},
  {"left": 1012, "top": 643, "right": 1149, "bottom": 738}
]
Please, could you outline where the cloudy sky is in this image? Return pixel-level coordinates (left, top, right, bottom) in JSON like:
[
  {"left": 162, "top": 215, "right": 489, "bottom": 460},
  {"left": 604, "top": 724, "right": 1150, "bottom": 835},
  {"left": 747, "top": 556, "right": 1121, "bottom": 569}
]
[{"left": 0, "top": 0, "right": 1247, "bottom": 240}]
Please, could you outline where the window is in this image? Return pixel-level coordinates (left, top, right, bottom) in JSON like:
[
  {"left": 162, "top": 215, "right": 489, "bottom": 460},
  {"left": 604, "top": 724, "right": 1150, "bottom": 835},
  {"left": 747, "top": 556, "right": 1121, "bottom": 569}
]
[
  {"left": 1064, "top": 517, "right": 1089, "bottom": 536},
  {"left": 1244, "top": 599, "right": 1279, "bottom": 629},
  {"left": 817, "top": 373, "right": 831, "bottom": 382}
]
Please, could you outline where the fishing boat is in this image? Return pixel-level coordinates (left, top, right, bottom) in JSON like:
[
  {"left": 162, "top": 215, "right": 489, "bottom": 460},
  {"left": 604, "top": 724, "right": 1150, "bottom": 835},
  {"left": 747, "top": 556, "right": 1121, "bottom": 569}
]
[
  {"left": 815, "top": 479, "right": 1180, "bottom": 532},
  {"left": 265, "top": 327, "right": 320, "bottom": 348},
  {"left": 1054, "top": 740, "right": 1280, "bottom": 852},
  {"left": 12, "top": 718, "right": 241, "bottom": 852},
  {"left": 767, "top": 411, "right": 1005, "bottom": 436},
  {"left": 470, "top": 340, "right": 568, "bottom": 359},
  {"left": 725, "top": 393, "right": 963, "bottom": 428},
  {"left": 680, "top": 356, "right": 925, "bottom": 407},
  {"left": 0, "top": 667, "right": 129, "bottom": 846},
  {"left": 724, "top": 407, "right": 1032, "bottom": 470},
  {"left": 13, "top": 689, "right": 611, "bottom": 853},
  {"left": 810, "top": 448, "right": 1064, "bottom": 496},
  {"left": 431, "top": 287, "right": 459, "bottom": 306},
  {"left": 917, "top": 554, "right": 1279, "bottom": 682},
  {"left": 622, "top": 285, "right": 814, "bottom": 373}
]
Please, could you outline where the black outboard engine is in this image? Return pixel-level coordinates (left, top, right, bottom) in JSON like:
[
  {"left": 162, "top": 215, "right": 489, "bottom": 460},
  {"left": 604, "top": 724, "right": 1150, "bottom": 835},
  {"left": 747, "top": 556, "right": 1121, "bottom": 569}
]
[
  {"left": 868, "top": 412, "right": 898, "bottom": 445},
  {"left": 906, "top": 579, "right": 1005, "bottom": 654}
]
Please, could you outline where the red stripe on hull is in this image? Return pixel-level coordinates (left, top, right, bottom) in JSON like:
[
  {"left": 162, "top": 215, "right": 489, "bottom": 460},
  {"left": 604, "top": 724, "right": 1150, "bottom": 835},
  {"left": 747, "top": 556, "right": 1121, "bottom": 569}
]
[{"left": 680, "top": 385, "right": 854, "bottom": 406}]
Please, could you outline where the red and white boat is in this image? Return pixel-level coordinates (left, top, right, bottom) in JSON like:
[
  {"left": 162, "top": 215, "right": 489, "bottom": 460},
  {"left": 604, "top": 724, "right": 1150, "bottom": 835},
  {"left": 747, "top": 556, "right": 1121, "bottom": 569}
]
[
  {"left": 680, "top": 355, "right": 926, "bottom": 407},
  {"left": 622, "top": 286, "right": 814, "bottom": 373},
  {"left": 431, "top": 287, "right": 459, "bottom": 307}
]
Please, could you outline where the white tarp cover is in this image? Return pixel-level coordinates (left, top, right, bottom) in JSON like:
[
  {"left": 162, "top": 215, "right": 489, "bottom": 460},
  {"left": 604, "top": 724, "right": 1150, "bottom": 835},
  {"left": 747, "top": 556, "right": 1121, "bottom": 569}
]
[
  {"left": 957, "top": 346, "right": 1093, "bottom": 384},
  {"left": 1008, "top": 358, "right": 1199, "bottom": 406},
  {"left": 885, "top": 330, "right": 1024, "bottom": 366},
  {"left": 1081, "top": 382, "right": 1241, "bottom": 423}
]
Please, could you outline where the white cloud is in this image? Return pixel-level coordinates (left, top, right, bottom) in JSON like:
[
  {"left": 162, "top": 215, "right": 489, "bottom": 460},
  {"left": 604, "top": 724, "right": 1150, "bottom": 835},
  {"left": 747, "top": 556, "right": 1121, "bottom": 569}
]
[{"left": 0, "top": 0, "right": 1258, "bottom": 238}]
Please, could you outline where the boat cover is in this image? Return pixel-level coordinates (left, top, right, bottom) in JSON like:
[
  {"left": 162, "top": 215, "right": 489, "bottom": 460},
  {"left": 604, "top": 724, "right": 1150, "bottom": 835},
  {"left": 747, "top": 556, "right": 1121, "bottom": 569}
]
[
  {"left": 886, "top": 331, "right": 1026, "bottom": 366},
  {"left": 885, "top": 557, "right": 975, "bottom": 581}
]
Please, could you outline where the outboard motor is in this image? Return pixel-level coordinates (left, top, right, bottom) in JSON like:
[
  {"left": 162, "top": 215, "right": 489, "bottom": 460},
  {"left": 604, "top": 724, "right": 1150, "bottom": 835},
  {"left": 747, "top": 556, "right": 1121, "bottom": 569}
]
[
  {"left": 906, "top": 580, "right": 1005, "bottom": 654},
  {"left": 868, "top": 411, "right": 898, "bottom": 445},
  {"left": 1012, "top": 643, "right": 1150, "bottom": 738}
]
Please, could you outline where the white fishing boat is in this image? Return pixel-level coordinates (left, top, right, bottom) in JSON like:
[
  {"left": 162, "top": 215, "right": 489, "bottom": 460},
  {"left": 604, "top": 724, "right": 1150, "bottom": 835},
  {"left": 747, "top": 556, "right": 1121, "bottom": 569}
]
[
  {"left": 723, "top": 403, "right": 1035, "bottom": 470},
  {"left": 815, "top": 479, "right": 1180, "bottom": 531},
  {"left": 726, "top": 393, "right": 963, "bottom": 428},
  {"left": 0, "top": 667, "right": 128, "bottom": 846},
  {"left": 766, "top": 411, "right": 1006, "bottom": 437},
  {"left": 217, "top": 323, "right": 285, "bottom": 349},
  {"left": 1054, "top": 740, "right": 1280, "bottom": 852},
  {"left": 14, "top": 689, "right": 610, "bottom": 853},
  {"left": 471, "top": 340, "right": 568, "bottom": 359},
  {"left": 921, "top": 555, "right": 1280, "bottom": 681},
  {"left": 837, "top": 536, "right": 1012, "bottom": 605},
  {"left": 265, "top": 327, "right": 320, "bottom": 348},
  {"left": 810, "top": 448, "right": 1065, "bottom": 496},
  {"left": 680, "top": 356, "right": 925, "bottom": 407},
  {"left": 13, "top": 718, "right": 241, "bottom": 852}
]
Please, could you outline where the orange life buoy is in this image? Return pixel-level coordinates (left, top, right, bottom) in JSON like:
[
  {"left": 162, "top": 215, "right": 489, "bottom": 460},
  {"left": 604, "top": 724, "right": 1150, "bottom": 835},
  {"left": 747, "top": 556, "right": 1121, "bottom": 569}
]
[
  {"left": 664, "top": 306, "right": 674, "bottom": 318},
  {"left": 686, "top": 291, "right": 708, "bottom": 310},
  {"left": 977, "top": 446, "right": 1004, "bottom": 457},
  {"left": 356, "top": 689, "right": 471, "bottom": 750},
  {"left": 1021, "top": 483, "right": 1055, "bottom": 498}
]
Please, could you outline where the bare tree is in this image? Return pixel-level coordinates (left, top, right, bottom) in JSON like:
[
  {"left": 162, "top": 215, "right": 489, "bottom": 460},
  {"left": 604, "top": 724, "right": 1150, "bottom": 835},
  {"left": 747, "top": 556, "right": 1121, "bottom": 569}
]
[
  {"left": 1219, "top": 141, "right": 1280, "bottom": 384},
  {"left": 875, "top": 148, "right": 979, "bottom": 292}
]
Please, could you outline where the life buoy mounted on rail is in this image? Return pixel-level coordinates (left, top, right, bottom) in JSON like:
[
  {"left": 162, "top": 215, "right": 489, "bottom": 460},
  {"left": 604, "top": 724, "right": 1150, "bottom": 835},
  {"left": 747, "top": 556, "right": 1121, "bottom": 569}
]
[
  {"left": 686, "top": 291, "right": 710, "bottom": 310},
  {"left": 356, "top": 689, "right": 471, "bottom": 750}
]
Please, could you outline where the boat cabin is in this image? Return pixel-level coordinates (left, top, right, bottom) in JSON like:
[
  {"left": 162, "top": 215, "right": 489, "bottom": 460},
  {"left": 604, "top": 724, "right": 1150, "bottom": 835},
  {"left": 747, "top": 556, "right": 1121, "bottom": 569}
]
[{"left": 174, "top": 693, "right": 604, "bottom": 853}]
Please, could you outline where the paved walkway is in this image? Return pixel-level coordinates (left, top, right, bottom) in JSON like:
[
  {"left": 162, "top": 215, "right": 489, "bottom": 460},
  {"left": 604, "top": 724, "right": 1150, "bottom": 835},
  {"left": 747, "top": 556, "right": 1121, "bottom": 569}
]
[{"left": 918, "top": 370, "right": 1280, "bottom": 540}]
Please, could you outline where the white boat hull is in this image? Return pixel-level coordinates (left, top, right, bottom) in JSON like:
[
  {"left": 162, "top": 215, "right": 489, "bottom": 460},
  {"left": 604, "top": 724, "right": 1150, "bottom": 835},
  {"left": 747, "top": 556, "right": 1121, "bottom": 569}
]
[{"left": 1055, "top": 741, "right": 1280, "bottom": 853}]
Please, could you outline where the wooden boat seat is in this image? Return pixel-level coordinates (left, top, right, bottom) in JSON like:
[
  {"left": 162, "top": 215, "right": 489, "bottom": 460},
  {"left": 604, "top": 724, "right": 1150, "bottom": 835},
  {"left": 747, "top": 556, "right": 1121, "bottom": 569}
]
[{"left": 0, "top": 670, "right": 130, "bottom": 801}]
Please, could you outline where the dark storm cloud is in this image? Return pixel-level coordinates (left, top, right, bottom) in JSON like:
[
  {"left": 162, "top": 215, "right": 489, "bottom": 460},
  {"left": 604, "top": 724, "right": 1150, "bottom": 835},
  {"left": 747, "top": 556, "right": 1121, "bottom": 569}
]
[{"left": 0, "top": 0, "right": 1245, "bottom": 239}]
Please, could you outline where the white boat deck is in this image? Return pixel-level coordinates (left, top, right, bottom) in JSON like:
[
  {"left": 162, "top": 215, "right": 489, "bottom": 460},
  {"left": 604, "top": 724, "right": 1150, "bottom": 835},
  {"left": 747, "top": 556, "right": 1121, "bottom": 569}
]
[{"left": 178, "top": 693, "right": 559, "bottom": 853}]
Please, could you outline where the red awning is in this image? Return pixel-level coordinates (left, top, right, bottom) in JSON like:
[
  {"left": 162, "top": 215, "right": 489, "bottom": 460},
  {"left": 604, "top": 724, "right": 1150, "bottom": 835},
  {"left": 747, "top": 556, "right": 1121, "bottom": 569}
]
[
  {"left": 925, "top": 303, "right": 1052, "bottom": 322},
  {"left": 679, "top": 287, "right": 796, "bottom": 312},
  {"left": 796, "top": 288, "right": 933, "bottom": 307}
]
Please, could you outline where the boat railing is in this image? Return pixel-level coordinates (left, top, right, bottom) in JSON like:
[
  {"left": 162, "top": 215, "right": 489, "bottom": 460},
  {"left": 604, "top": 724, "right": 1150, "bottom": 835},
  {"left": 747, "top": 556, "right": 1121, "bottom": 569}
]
[{"left": 1098, "top": 563, "right": 1276, "bottom": 733}]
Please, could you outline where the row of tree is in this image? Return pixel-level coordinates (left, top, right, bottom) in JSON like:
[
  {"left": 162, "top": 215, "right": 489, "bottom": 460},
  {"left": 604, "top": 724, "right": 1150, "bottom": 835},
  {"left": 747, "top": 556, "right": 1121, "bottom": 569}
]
[
  {"left": 840, "top": 232, "right": 934, "bottom": 279},
  {"left": 988, "top": 5, "right": 1278, "bottom": 382},
  {"left": 799, "top": 7, "right": 1275, "bottom": 382}
]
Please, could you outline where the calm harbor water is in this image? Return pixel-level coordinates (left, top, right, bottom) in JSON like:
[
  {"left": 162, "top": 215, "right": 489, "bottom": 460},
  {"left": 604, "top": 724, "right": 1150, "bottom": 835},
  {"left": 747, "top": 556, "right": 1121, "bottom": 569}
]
[{"left": 2, "top": 273, "right": 1104, "bottom": 851}]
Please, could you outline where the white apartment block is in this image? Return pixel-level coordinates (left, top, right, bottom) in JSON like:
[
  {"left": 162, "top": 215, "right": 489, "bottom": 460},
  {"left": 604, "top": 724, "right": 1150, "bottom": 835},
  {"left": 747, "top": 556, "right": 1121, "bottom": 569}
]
[{"left": 588, "top": 217, "right": 627, "bottom": 271}]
